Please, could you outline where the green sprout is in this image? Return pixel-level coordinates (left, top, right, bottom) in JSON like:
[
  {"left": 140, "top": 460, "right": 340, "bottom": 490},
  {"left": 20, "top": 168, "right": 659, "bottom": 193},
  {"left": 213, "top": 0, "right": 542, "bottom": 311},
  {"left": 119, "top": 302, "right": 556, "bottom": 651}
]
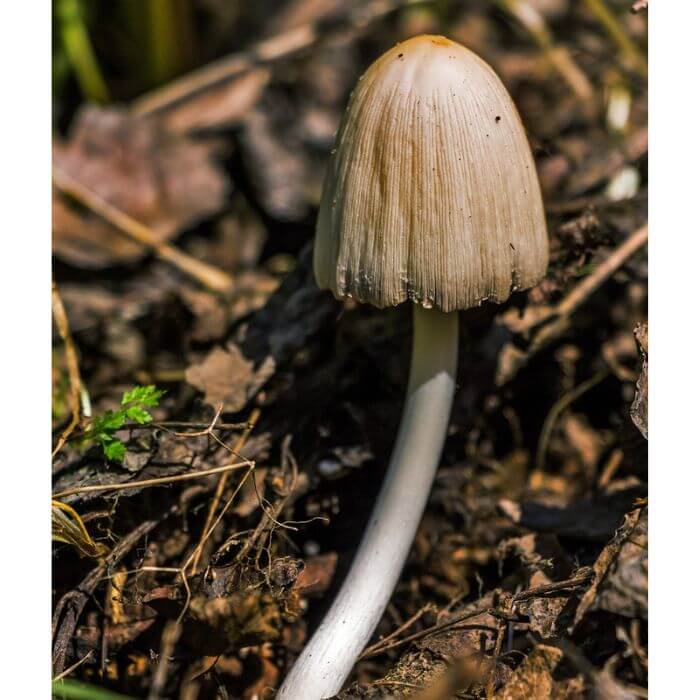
[{"left": 82, "top": 385, "right": 165, "bottom": 462}]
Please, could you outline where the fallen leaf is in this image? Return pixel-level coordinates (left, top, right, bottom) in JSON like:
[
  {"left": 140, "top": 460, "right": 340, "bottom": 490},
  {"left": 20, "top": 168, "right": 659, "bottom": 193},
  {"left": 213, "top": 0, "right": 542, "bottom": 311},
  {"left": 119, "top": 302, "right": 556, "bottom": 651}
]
[
  {"left": 53, "top": 105, "right": 229, "bottom": 267},
  {"left": 295, "top": 552, "right": 338, "bottom": 597},
  {"left": 571, "top": 505, "right": 647, "bottom": 630},
  {"left": 179, "top": 287, "right": 230, "bottom": 342},
  {"left": 186, "top": 590, "right": 283, "bottom": 654},
  {"left": 515, "top": 571, "right": 574, "bottom": 639},
  {"left": 630, "top": 323, "right": 648, "bottom": 439},
  {"left": 592, "top": 507, "right": 648, "bottom": 619},
  {"left": 185, "top": 344, "right": 273, "bottom": 412},
  {"left": 495, "top": 645, "right": 563, "bottom": 699}
]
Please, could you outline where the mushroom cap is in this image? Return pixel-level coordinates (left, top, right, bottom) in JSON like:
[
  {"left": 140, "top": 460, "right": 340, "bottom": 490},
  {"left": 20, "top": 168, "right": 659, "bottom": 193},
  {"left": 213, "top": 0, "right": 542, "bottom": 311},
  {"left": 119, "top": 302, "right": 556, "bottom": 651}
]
[{"left": 313, "top": 35, "right": 548, "bottom": 312}]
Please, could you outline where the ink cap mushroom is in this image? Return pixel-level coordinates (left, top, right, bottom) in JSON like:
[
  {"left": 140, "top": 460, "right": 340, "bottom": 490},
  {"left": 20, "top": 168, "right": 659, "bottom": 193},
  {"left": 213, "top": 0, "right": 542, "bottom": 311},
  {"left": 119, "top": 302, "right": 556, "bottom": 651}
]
[
  {"left": 314, "top": 33, "right": 548, "bottom": 311},
  {"left": 278, "top": 34, "right": 548, "bottom": 700}
]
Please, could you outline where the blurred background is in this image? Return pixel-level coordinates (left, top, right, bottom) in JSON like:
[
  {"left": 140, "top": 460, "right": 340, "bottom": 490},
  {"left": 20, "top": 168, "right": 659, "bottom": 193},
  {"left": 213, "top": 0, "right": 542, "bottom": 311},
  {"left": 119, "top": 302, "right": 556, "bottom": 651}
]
[{"left": 52, "top": 2, "right": 648, "bottom": 699}]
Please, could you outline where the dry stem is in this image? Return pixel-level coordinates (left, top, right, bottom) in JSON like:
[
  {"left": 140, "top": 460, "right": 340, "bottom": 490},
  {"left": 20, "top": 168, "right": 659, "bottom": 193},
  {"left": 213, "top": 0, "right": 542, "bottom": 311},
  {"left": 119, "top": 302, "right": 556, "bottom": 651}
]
[
  {"left": 52, "top": 167, "right": 234, "bottom": 295},
  {"left": 189, "top": 406, "right": 261, "bottom": 572},
  {"left": 52, "top": 282, "right": 85, "bottom": 458}
]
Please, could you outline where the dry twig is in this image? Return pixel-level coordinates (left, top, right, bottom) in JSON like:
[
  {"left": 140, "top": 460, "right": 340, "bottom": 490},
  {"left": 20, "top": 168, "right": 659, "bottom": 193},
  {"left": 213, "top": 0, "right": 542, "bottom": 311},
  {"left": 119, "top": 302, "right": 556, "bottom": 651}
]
[
  {"left": 536, "top": 369, "right": 610, "bottom": 470},
  {"left": 361, "top": 570, "right": 593, "bottom": 661},
  {"left": 584, "top": 0, "right": 648, "bottom": 76},
  {"left": 52, "top": 461, "right": 250, "bottom": 499},
  {"left": 495, "top": 0, "right": 594, "bottom": 102},
  {"left": 131, "top": 0, "right": 423, "bottom": 116},
  {"left": 52, "top": 167, "right": 235, "bottom": 295},
  {"left": 52, "top": 517, "right": 163, "bottom": 673},
  {"left": 189, "top": 406, "right": 261, "bottom": 572},
  {"left": 497, "top": 224, "right": 648, "bottom": 384},
  {"left": 52, "top": 282, "right": 84, "bottom": 458}
]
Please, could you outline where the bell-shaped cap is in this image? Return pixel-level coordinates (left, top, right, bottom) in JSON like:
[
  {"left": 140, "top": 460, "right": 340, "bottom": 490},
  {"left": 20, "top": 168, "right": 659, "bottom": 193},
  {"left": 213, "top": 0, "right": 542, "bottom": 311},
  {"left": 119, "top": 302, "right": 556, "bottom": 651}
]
[{"left": 313, "top": 35, "right": 548, "bottom": 312}]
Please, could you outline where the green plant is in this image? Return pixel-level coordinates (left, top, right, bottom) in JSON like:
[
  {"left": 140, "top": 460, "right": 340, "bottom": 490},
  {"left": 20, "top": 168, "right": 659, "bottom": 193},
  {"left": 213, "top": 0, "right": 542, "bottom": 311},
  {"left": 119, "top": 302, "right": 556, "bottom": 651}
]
[
  {"left": 52, "top": 678, "right": 136, "bottom": 700},
  {"left": 83, "top": 385, "right": 165, "bottom": 462}
]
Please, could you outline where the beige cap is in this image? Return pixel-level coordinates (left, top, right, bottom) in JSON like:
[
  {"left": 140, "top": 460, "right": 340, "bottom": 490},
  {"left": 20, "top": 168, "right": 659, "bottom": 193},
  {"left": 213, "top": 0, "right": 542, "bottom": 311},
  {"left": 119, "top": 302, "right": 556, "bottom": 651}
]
[{"left": 313, "top": 35, "right": 548, "bottom": 312}]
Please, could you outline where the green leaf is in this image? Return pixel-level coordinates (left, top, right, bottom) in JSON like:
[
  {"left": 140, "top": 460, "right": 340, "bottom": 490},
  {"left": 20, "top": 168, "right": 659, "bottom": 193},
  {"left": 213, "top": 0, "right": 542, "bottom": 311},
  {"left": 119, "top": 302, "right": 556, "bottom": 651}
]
[
  {"left": 103, "top": 439, "right": 126, "bottom": 462},
  {"left": 125, "top": 405, "right": 152, "bottom": 424},
  {"left": 80, "top": 385, "right": 164, "bottom": 463},
  {"left": 122, "top": 385, "right": 165, "bottom": 408},
  {"left": 93, "top": 410, "right": 126, "bottom": 432}
]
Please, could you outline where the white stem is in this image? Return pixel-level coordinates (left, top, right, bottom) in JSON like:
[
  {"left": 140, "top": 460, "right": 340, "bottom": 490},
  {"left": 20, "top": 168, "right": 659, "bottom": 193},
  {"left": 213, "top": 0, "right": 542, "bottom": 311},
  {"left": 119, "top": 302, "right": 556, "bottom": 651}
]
[{"left": 278, "top": 305, "right": 458, "bottom": 700}]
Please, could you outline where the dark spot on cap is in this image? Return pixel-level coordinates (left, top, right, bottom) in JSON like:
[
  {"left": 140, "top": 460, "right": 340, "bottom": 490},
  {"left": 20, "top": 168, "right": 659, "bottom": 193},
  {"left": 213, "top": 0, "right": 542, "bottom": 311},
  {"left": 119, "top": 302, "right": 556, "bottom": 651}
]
[
  {"left": 509, "top": 242, "right": 516, "bottom": 250},
  {"left": 495, "top": 115, "right": 501, "bottom": 123},
  {"left": 398, "top": 53, "right": 404, "bottom": 58}
]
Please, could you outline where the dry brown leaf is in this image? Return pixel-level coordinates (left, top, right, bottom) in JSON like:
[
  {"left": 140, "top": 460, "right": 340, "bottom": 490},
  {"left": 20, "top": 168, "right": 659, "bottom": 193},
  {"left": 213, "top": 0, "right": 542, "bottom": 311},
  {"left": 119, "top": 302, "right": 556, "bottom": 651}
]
[
  {"left": 179, "top": 287, "right": 231, "bottom": 342},
  {"left": 630, "top": 323, "right": 648, "bottom": 439},
  {"left": 186, "top": 590, "right": 283, "bottom": 653},
  {"left": 592, "top": 507, "right": 648, "bottom": 619},
  {"left": 515, "top": 571, "right": 572, "bottom": 638},
  {"left": 571, "top": 506, "right": 646, "bottom": 630},
  {"left": 184, "top": 345, "right": 261, "bottom": 412},
  {"left": 495, "top": 645, "right": 563, "bottom": 699},
  {"left": 295, "top": 552, "right": 338, "bottom": 597},
  {"left": 53, "top": 105, "right": 229, "bottom": 267}
]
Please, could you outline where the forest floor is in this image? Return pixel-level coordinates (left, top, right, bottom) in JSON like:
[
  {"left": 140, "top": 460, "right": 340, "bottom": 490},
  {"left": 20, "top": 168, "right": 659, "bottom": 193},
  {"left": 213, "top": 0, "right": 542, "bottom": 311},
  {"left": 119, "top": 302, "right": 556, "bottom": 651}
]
[{"left": 52, "top": 1, "right": 648, "bottom": 698}]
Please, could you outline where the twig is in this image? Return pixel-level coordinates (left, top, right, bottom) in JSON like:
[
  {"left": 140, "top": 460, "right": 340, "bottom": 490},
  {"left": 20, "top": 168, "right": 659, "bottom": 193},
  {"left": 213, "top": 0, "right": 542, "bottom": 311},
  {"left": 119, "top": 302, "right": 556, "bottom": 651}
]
[
  {"left": 189, "top": 407, "right": 261, "bottom": 572},
  {"left": 374, "top": 680, "right": 424, "bottom": 690},
  {"left": 52, "top": 518, "right": 162, "bottom": 673},
  {"left": 52, "top": 282, "right": 85, "bottom": 458},
  {"left": 131, "top": 0, "right": 423, "bottom": 116},
  {"left": 148, "top": 620, "right": 182, "bottom": 700},
  {"left": 52, "top": 461, "right": 250, "bottom": 499},
  {"left": 583, "top": 0, "right": 647, "bottom": 76},
  {"left": 556, "top": 224, "right": 648, "bottom": 318},
  {"left": 486, "top": 623, "right": 507, "bottom": 698},
  {"left": 598, "top": 448, "right": 624, "bottom": 488},
  {"left": 360, "top": 607, "right": 503, "bottom": 660},
  {"left": 510, "top": 568, "right": 593, "bottom": 605},
  {"left": 125, "top": 420, "right": 252, "bottom": 432},
  {"left": 181, "top": 463, "right": 256, "bottom": 588},
  {"left": 536, "top": 369, "right": 610, "bottom": 471},
  {"left": 166, "top": 402, "right": 224, "bottom": 438},
  {"left": 241, "top": 435, "right": 300, "bottom": 572},
  {"left": 132, "top": 25, "right": 314, "bottom": 115},
  {"left": 497, "top": 224, "right": 648, "bottom": 384},
  {"left": 360, "top": 605, "right": 435, "bottom": 660},
  {"left": 52, "top": 167, "right": 234, "bottom": 295},
  {"left": 362, "top": 571, "right": 594, "bottom": 661},
  {"left": 52, "top": 650, "right": 94, "bottom": 682},
  {"left": 495, "top": 0, "right": 594, "bottom": 102}
]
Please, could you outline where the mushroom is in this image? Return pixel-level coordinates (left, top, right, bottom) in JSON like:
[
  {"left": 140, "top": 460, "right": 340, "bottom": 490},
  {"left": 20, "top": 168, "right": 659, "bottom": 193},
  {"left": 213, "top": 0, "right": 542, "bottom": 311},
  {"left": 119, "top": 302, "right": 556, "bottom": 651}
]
[{"left": 278, "top": 35, "right": 548, "bottom": 699}]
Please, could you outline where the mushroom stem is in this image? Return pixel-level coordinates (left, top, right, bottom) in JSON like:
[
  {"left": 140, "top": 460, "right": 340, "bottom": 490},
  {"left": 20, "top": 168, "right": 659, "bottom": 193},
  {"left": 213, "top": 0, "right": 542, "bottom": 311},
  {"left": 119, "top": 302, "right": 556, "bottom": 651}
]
[{"left": 278, "top": 305, "right": 458, "bottom": 700}]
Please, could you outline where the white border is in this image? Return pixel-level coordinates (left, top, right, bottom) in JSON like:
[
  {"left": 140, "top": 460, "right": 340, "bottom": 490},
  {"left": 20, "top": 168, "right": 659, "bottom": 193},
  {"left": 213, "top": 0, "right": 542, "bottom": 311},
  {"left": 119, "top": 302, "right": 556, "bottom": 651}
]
[
  {"left": 0, "top": 1, "right": 51, "bottom": 695},
  {"left": 650, "top": 0, "right": 700, "bottom": 696},
  {"left": 0, "top": 0, "right": 695, "bottom": 696}
]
